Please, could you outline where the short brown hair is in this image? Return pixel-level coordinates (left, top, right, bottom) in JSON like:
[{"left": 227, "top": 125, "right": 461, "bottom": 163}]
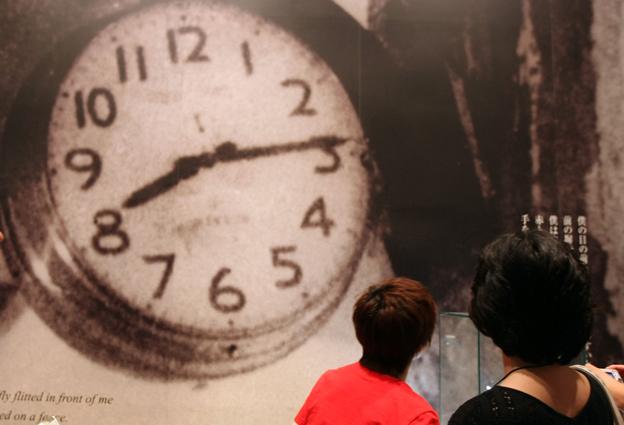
[{"left": 353, "top": 277, "right": 437, "bottom": 376}]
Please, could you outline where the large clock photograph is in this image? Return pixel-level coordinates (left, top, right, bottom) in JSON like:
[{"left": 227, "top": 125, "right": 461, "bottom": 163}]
[
  {"left": 1, "top": 0, "right": 624, "bottom": 424},
  {"left": 3, "top": 0, "right": 376, "bottom": 380}
]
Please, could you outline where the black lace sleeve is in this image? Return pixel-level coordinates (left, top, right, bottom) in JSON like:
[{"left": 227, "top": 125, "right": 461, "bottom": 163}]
[
  {"left": 448, "top": 396, "right": 482, "bottom": 425},
  {"left": 447, "top": 381, "right": 614, "bottom": 425}
]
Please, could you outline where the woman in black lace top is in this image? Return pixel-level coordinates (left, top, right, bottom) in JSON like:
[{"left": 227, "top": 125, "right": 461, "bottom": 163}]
[{"left": 449, "top": 230, "right": 613, "bottom": 425}]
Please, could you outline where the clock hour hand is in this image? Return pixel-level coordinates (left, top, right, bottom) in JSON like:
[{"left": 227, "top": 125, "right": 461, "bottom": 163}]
[
  {"left": 122, "top": 152, "right": 217, "bottom": 208},
  {"left": 123, "top": 135, "right": 348, "bottom": 209}
]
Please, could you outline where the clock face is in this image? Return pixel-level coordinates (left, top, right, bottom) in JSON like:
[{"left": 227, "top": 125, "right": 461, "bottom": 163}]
[{"left": 43, "top": 0, "right": 370, "bottom": 339}]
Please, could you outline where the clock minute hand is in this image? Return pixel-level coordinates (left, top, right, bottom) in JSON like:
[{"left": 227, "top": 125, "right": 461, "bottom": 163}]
[
  {"left": 215, "top": 135, "right": 347, "bottom": 164},
  {"left": 215, "top": 135, "right": 346, "bottom": 174}
]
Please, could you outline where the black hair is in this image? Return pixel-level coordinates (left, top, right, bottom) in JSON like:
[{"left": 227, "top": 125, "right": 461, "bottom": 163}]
[{"left": 470, "top": 230, "right": 592, "bottom": 365}]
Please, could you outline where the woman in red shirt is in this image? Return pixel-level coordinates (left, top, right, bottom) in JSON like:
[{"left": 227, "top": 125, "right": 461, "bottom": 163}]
[{"left": 295, "top": 277, "right": 439, "bottom": 425}]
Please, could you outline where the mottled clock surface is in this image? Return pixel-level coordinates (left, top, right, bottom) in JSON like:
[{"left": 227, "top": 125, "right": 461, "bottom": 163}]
[{"left": 46, "top": 0, "right": 370, "bottom": 335}]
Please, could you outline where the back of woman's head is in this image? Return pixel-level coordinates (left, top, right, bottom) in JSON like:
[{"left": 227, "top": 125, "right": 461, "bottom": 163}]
[
  {"left": 353, "top": 277, "right": 437, "bottom": 376},
  {"left": 470, "top": 230, "right": 592, "bottom": 365}
]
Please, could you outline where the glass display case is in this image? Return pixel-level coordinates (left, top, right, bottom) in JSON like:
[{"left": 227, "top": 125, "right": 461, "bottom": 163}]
[{"left": 438, "top": 312, "right": 503, "bottom": 424}]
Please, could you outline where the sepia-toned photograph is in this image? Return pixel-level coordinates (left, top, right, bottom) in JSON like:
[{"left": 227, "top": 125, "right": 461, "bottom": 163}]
[{"left": 1, "top": 0, "right": 624, "bottom": 424}]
